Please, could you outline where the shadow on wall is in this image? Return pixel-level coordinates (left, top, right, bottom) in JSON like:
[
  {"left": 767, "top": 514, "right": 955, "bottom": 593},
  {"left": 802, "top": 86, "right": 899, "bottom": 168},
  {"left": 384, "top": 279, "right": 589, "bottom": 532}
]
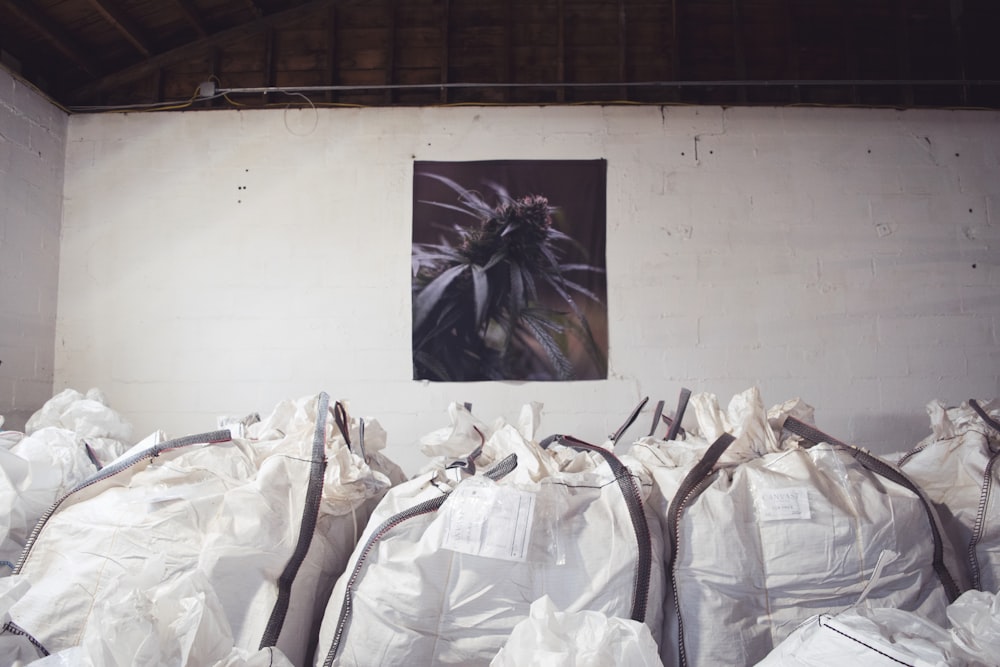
[
  {"left": 0, "top": 409, "right": 33, "bottom": 433},
  {"left": 850, "top": 412, "right": 932, "bottom": 457}
]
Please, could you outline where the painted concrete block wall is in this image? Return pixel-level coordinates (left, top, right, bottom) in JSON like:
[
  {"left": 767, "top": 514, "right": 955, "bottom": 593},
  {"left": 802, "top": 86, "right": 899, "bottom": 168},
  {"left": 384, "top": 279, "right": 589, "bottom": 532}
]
[
  {"left": 56, "top": 105, "right": 999, "bottom": 474},
  {"left": 0, "top": 66, "right": 66, "bottom": 430}
]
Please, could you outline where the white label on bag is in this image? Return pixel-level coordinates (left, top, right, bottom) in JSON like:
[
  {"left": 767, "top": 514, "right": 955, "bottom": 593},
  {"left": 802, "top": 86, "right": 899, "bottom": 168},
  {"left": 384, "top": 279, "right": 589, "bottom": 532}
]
[
  {"left": 757, "top": 487, "right": 811, "bottom": 521},
  {"left": 442, "top": 480, "right": 536, "bottom": 561}
]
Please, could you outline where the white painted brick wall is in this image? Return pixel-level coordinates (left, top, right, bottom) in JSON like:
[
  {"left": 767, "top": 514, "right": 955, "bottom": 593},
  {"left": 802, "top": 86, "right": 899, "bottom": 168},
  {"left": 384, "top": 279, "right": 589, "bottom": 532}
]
[
  {"left": 54, "top": 104, "right": 1000, "bottom": 474},
  {"left": 0, "top": 65, "right": 67, "bottom": 430}
]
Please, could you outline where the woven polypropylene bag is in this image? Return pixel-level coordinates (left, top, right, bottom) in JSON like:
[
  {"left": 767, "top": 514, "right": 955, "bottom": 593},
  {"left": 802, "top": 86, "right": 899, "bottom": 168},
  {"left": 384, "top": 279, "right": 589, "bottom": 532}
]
[
  {"left": 315, "top": 405, "right": 664, "bottom": 666},
  {"left": 628, "top": 387, "right": 958, "bottom": 667},
  {"left": 3, "top": 393, "right": 400, "bottom": 667},
  {"left": 898, "top": 399, "right": 1000, "bottom": 593}
]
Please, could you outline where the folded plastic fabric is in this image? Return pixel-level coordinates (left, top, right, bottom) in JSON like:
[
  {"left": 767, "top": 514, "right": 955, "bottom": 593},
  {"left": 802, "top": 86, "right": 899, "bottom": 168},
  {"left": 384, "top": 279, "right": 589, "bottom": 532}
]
[
  {"left": 18, "top": 563, "right": 295, "bottom": 667},
  {"left": 947, "top": 589, "right": 1000, "bottom": 662},
  {"left": 315, "top": 402, "right": 664, "bottom": 666},
  {"left": 3, "top": 393, "right": 402, "bottom": 667},
  {"left": 24, "top": 388, "right": 133, "bottom": 464},
  {"left": 490, "top": 595, "right": 663, "bottom": 667}
]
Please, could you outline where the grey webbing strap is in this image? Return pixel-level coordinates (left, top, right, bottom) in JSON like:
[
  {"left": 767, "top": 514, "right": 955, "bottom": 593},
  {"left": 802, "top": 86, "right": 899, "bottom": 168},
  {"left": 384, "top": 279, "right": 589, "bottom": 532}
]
[
  {"left": 970, "top": 399, "right": 1000, "bottom": 435},
  {"left": 546, "top": 434, "right": 653, "bottom": 623},
  {"left": 445, "top": 426, "right": 486, "bottom": 476},
  {"left": 357, "top": 418, "right": 368, "bottom": 462},
  {"left": 260, "top": 392, "right": 331, "bottom": 648},
  {"left": 664, "top": 387, "right": 692, "bottom": 442},
  {"left": 782, "top": 416, "right": 848, "bottom": 448},
  {"left": 666, "top": 432, "right": 736, "bottom": 667},
  {"left": 610, "top": 396, "right": 649, "bottom": 445},
  {"left": 648, "top": 400, "right": 665, "bottom": 437}
]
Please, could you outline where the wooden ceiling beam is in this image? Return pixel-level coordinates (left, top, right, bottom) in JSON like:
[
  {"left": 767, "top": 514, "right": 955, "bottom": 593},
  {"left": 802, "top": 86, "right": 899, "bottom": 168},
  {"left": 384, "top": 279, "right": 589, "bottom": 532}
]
[
  {"left": 70, "top": 0, "right": 341, "bottom": 99},
  {"left": 895, "top": 0, "right": 914, "bottom": 106},
  {"left": 170, "top": 0, "right": 209, "bottom": 38},
  {"left": 504, "top": 0, "right": 512, "bottom": 102},
  {"left": 88, "top": 0, "right": 153, "bottom": 57},
  {"left": 732, "top": 0, "right": 747, "bottom": 103},
  {"left": 557, "top": 0, "right": 565, "bottom": 102},
  {"left": 950, "top": 0, "right": 968, "bottom": 104},
  {"left": 325, "top": 5, "right": 337, "bottom": 103},
  {"left": 618, "top": 0, "right": 627, "bottom": 100},
  {"left": 440, "top": 0, "right": 450, "bottom": 103},
  {"left": 671, "top": 0, "right": 680, "bottom": 80},
  {"left": 842, "top": 0, "right": 860, "bottom": 104},
  {"left": 385, "top": 0, "right": 396, "bottom": 104},
  {"left": 262, "top": 27, "right": 274, "bottom": 104},
  {"left": 1, "top": 0, "right": 101, "bottom": 76},
  {"left": 783, "top": 0, "right": 801, "bottom": 103}
]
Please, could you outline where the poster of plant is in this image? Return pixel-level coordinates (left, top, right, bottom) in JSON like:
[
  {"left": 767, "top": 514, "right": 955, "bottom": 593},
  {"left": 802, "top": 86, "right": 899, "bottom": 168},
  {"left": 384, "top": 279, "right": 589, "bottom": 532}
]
[{"left": 411, "top": 159, "right": 608, "bottom": 382}]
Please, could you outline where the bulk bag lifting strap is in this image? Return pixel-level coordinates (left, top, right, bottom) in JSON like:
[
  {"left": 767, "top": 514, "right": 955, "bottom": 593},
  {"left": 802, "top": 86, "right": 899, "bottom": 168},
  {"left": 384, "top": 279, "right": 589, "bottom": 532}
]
[
  {"left": 539, "top": 433, "right": 653, "bottom": 624},
  {"left": 665, "top": 433, "right": 736, "bottom": 667}
]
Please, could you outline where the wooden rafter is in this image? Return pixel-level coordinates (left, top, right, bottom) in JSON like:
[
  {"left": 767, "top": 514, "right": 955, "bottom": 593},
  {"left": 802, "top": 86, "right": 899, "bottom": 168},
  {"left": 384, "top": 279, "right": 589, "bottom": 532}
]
[
  {"left": 950, "top": 0, "right": 968, "bottom": 104},
  {"left": 440, "top": 0, "right": 449, "bottom": 103},
  {"left": 88, "top": 0, "right": 152, "bottom": 57},
  {"left": 170, "top": 0, "right": 209, "bottom": 38},
  {"left": 325, "top": 5, "right": 337, "bottom": 103},
  {"left": 618, "top": 0, "right": 627, "bottom": 100},
  {"left": 263, "top": 26, "right": 274, "bottom": 104},
  {"left": 671, "top": 0, "right": 679, "bottom": 80},
  {"left": 783, "top": 0, "right": 800, "bottom": 103},
  {"left": 2, "top": 0, "right": 100, "bottom": 76},
  {"left": 386, "top": 0, "right": 396, "bottom": 104},
  {"left": 895, "top": 0, "right": 913, "bottom": 106},
  {"left": 71, "top": 0, "right": 341, "bottom": 100},
  {"left": 841, "top": 0, "right": 860, "bottom": 104},
  {"left": 557, "top": 0, "right": 565, "bottom": 102},
  {"left": 732, "top": 0, "right": 746, "bottom": 102},
  {"left": 504, "top": 0, "right": 512, "bottom": 102}
]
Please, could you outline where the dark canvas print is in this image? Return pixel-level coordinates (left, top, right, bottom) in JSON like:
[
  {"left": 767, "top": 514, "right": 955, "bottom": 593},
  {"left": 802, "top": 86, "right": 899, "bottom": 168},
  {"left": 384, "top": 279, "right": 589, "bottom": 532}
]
[{"left": 411, "top": 159, "right": 609, "bottom": 382}]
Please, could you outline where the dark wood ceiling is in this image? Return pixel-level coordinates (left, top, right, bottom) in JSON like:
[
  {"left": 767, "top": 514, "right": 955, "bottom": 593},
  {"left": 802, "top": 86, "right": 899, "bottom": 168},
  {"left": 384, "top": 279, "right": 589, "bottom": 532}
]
[{"left": 1, "top": 0, "right": 998, "bottom": 112}]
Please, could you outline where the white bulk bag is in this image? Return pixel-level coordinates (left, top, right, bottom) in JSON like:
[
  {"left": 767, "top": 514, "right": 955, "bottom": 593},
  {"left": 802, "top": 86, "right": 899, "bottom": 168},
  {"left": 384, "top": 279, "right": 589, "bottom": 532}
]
[
  {"left": 2, "top": 393, "right": 399, "bottom": 667},
  {"left": 24, "top": 387, "right": 133, "bottom": 465},
  {"left": 897, "top": 398, "right": 1000, "bottom": 592},
  {"left": 628, "top": 388, "right": 959, "bottom": 667},
  {"left": 314, "top": 409, "right": 663, "bottom": 666},
  {"left": 1, "top": 388, "right": 137, "bottom": 573},
  {"left": 0, "top": 426, "right": 140, "bottom": 575},
  {"left": 22, "top": 388, "right": 86, "bottom": 434}
]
